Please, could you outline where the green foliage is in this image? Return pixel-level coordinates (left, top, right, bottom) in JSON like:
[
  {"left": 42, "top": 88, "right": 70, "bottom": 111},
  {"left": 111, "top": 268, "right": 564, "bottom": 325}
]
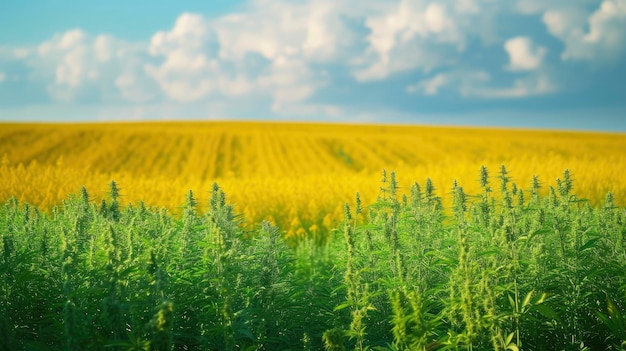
[{"left": 0, "top": 168, "right": 625, "bottom": 350}]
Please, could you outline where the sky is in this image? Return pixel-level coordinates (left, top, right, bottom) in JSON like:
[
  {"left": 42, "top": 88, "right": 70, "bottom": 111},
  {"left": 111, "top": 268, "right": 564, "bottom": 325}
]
[{"left": 0, "top": 0, "right": 625, "bottom": 131}]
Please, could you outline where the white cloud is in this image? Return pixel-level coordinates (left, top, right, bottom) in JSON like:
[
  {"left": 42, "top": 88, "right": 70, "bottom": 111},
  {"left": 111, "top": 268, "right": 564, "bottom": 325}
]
[
  {"left": 504, "top": 36, "right": 547, "bottom": 71},
  {"left": 353, "top": 1, "right": 462, "bottom": 81},
  {"left": 115, "top": 74, "right": 156, "bottom": 103},
  {"left": 149, "top": 13, "right": 214, "bottom": 57},
  {"left": 584, "top": 0, "right": 626, "bottom": 46},
  {"left": 145, "top": 5, "right": 346, "bottom": 109},
  {"left": 23, "top": 28, "right": 153, "bottom": 103},
  {"left": 145, "top": 13, "right": 219, "bottom": 102},
  {"left": 0, "top": 72, "right": 5, "bottom": 83},
  {"left": 406, "top": 73, "right": 449, "bottom": 95},
  {"left": 406, "top": 70, "right": 488, "bottom": 96},
  {"left": 214, "top": 0, "right": 365, "bottom": 63},
  {"left": 37, "top": 30, "right": 89, "bottom": 87},
  {"left": 258, "top": 56, "right": 321, "bottom": 110},
  {"left": 12, "top": 48, "right": 30, "bottom": 59},
  {"left": 2, "top": 0, "right": 624, "bottom": 122},
  {"left": 352, "top": 0, "right": 501, "bottom": 82},
  {"left": 214, "top": 8, "right": 301, "bottom": 61},
  {"left": 216, "top": 76, "right": 255, "bottom": 97},
  {"left": 542, "top": 9, "right": 587, "bottom": 39},
  {"left": 6, "top": 3, "right": 354, "bottom": 111},
  {"left": 94, "top": 35, "right": 116, "bottom": 62},
  {"left": 465, "top": 75, "right": 555, "bottom": 98},
  {"left": 408, "top": 70, "right": 555, "bottom": 98},
  {"left": 31, "top": 29, "right": 94, "bottom": 101},
  {"left": 301, "top": 2, "right": 350, "bottom": 62},
  {"left": 542, "top": 0, "right": 626, "bottom": 61}
]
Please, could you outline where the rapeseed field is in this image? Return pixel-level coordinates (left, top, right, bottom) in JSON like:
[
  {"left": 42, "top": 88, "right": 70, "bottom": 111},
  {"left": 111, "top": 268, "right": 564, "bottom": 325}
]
[{"left": 1, "top": 121, "right": 625, "bottom": 239}]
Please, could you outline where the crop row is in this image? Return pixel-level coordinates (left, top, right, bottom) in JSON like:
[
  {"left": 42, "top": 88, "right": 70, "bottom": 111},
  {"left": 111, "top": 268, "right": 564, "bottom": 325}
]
[
  {"left": 1, "top": 167, "right": 625, "bottom": 350},
  {"left": 2, "top": 123, "right": 626, "bottom": 238}
]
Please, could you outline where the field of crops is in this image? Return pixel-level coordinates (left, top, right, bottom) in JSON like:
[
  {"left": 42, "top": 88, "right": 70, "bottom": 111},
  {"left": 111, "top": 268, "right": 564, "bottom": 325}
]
[
  {"left": 1, "top": 166, "right": 625, "bottom": 350},
  {"left": 1, "top": 121, "right": 626, "bottom": 350},
  {"left": 1, "top": 121, "right": 626, "bottom": 241}
]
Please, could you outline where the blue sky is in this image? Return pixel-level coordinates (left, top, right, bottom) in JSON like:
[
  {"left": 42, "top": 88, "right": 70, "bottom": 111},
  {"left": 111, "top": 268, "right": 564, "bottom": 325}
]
[{"left": 0, "top": 0, "right": 625, "bottom": 130}]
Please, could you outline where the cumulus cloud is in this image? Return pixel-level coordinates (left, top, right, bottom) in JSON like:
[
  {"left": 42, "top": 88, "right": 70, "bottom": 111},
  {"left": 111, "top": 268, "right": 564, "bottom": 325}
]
[
  {"left": 145, "top": 13, "right": 219, "bottom": 102},
  {"left": 406, "top": 73, "right": 450, "bottom": 95},
  {"left": 0, "top": 1, "right": 364, "bottom": 114},
  {"left": 466, "top": 75, "right": 555, "bottom": 98},
  {"left": 504, "top": 36, "right": 547, "bottom": 71},
  {"left": 145, "top": 3, "right": 360, "bottom": 110},
  {"left": 584, "top": 1, "right": 626, "bottom": 49},
  {"left": 23, "top": 29, "right": 155, "bottom": 103},
  {"left": 407, "top": 70, "right": 555, "bottom": 98},
  {"left": 12, "top": 49, "right": 30, "bottom": 59},
  {"left": 214, "top": 0, "right": 370, "bottom": 63},
  {"left": 1, "top": 0, "right": 625, "bottom": 121},
  {"left": 257, "top": 57, "right": 321, "bottom": 110},
  {"left": 406, "top": 70, "right": 489, "bottom": 96},
  {"left": 214, "top": 3, "right": 303, "bottom": 62},
  {"left": 352, "top": 0, "right": 501, "bottom": 82},
  {"left": 93, "top": 35, "right": 116, "bottom": 63},
  {"left": 37, "top": 30, "right": 90, "bottom": 88},
  {"left": 114, "top": 74, "right": 156, "bottom": 103},
  {"left": 542, "top": 0, "right": 626, "bottom": 61},
  {"left": 353, "top": 1, "right": 462, "bottom": 81}
]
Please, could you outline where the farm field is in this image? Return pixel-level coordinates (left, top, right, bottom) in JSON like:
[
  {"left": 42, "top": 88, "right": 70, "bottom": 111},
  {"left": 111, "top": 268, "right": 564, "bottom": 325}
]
[
  {"left": 1, "top": 121, "right": 626, "bottom": 240},
  {"left": 1, "top": 121, "right": 626, "bottom": 350},
  {"left": 3, "top": 0, "right": 626, "bottom": 348},
  {"left": 1, "top": 166, "right": 625, "bottom": 350}
]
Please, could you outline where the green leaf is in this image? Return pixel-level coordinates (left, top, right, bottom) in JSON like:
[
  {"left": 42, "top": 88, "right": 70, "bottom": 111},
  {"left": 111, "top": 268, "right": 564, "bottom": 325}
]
[
  {"left": 508, "top": 294, "right": 516, "bottom": 310},
  {"left": 522, "top": 290, "right": 533, "bottom": 309},
  {"left": 596, "top": 312, "right": 621, "bottom": 337},
  {"left": 534, "top": 292, "right": 549, "bottom": 305},
  {"left": 532, "top": 304, "right": 561, "bottom": 323},
  {"left": 333, "top": 302, "right": 352, "bottom": 311},
  {"left": 505, "top": 332, "right": 515, "bottom": 345},
  {"left": 237, "top": 327, "right": 256, "bottom": 341},
  {"left": 506, "top": 343, "right": 519, "bottom": 351},
  {"left": 607, "top": 298, "right": 626, "bottom": 333},
  {"left": 578, "top": 238, "right": 600, "bottom": 252},
  {"left": 477, "top": 249, "right": 500, "bottom": 257}
]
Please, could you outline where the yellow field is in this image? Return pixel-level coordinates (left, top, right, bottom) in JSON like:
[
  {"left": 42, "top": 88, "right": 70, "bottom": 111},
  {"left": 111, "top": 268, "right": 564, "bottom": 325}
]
[{"left": 1, "top": 121, "right": 625, "bottom": 239}]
